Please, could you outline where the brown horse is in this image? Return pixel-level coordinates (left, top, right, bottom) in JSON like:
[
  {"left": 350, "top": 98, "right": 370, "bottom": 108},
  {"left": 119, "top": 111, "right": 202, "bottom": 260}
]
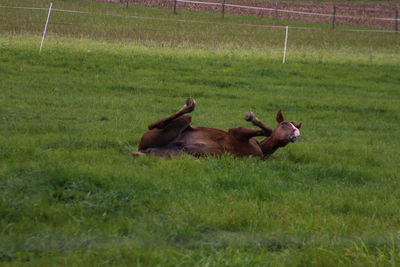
[{"left": 132, "top": 98, "right": 301, "bottom": 159}]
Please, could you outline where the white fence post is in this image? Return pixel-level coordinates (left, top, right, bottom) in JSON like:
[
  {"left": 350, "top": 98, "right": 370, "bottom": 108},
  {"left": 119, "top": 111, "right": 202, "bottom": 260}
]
[
  {"left": 283, "top": 25, "right": 288, "bottom": 64},
  {"left": 40, "top": 2, "right": 53, "bottom": 54}
]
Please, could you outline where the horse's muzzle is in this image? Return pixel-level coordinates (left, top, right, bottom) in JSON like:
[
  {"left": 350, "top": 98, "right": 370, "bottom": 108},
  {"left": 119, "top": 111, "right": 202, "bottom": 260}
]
[{"left": 289, "top": 129, "right": 300, "bottom": 142}]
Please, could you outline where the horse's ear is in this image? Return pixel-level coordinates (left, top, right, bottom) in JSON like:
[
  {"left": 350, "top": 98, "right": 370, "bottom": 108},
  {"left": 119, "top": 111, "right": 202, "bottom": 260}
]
[
  {"left": 292, "top": 121, "right": 302, "bottom": 129},
  {"left": 276, "top": 109, "right": 284, "bottom": 123}
]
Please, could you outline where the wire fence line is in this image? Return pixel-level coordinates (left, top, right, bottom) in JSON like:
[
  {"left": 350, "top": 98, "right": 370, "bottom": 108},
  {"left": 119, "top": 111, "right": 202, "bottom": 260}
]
[
  {"left": 6, "top": 2, "right": 396, "bottom": 29},
  {"left": 113, "top": 0, "right": 399, "bottom": 31},
  {"left": 1, "top": 4, "right": 399, "bottom": 34},
  {"left": 175, "top": 0, "right": 398, "bottom": 21},
  {"left": 0, "top": 5, "right": 89, "bottom": 14},
  {"left": 2, "top": 2, "right": 399, "bottom": 65}
]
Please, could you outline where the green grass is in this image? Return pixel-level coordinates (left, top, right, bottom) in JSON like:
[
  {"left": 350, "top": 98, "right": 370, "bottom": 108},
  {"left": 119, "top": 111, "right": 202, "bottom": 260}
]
[
  {"left": 1, "top": 0, "right": 400, "bottom": 265},
  {"left": 1, "top": 0, "right": 400, "bottom": 54}
]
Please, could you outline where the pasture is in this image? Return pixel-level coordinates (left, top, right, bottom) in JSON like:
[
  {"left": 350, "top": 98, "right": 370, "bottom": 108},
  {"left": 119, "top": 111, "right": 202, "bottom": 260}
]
[{"left": 1, "top": 0, "right": 400, "bottom": 265}]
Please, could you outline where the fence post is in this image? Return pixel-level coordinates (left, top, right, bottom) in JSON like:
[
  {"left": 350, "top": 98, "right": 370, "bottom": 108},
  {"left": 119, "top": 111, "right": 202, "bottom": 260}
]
[
  {"left": 283, "top": 26, "right": 288, "bottom": 64},
  {"left": 275, "top": 0, "right": 279, "bottom": 23},
  {"left": 126, "top": 0, "right": 128, "bottom": 8},
  {"left": 396, "top": 10, "right": 398, "bottom": 32},
  {"left": 40, "top": 2, "right": 53, "bottom": 54},
  {"left": 174, "top": 0, "right": 177, "bottom": 14},
  {"left": 332, "top": 5, "right": 336, "bottom": 29},
  {"left": 222, "top": 0, "right": 226, "bottom": 18}
]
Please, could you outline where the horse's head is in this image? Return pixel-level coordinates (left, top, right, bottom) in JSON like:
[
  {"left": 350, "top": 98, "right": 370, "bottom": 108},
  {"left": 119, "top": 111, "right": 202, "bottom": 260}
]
[{"left": 271, "top": 109, "right": 302, "bottom": 145}]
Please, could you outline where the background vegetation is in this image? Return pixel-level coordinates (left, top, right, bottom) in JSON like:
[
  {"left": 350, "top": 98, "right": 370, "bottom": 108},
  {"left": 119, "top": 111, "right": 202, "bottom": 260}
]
[{"left": 1, "top": 0, "right": 400, "bottom": 265}]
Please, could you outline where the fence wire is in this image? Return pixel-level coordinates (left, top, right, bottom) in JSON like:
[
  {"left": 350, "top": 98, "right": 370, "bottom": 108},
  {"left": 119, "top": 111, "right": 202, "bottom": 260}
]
[{"left": 1, "top": 3, "right": 399, "bottom": 63}]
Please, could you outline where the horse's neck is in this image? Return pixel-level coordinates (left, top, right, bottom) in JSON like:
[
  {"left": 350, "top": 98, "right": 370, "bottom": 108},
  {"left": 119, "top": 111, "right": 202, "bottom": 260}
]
[{"left": 260, "top": 137, "right": 283, "bottom": 156}]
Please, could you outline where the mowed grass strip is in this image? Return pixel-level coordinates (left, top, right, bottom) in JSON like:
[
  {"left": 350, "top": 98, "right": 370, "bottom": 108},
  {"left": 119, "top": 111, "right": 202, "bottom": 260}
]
[{"left": 1, "top": 34, "right": 400, "bottom": 265}]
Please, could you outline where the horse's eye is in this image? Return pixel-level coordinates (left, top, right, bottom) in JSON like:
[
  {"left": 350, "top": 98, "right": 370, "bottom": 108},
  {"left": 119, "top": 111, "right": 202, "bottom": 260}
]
[{"left": 281, "top": 122, "right": 288, "bottom": 127}]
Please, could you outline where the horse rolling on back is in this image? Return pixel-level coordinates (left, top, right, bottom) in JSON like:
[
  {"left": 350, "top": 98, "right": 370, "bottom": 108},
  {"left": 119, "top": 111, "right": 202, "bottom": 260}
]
[{"left": 132, "top": 98, "right": 301, "bottom": 159}]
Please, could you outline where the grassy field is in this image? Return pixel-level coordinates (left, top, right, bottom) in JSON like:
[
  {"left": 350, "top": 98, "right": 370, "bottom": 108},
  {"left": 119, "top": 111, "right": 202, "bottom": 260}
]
[
  {"left": 1, "top": 0, "right": 400, "bottom": 265},
  {"left": 1, "top": 0, "right": 400, "bottom": 55}
]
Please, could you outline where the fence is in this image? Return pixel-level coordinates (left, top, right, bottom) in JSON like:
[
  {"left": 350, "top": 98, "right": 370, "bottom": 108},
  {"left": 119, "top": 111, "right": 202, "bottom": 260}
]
[
  {"left": 1, "top": 2, "right": 399, "bottom": 64},
  {"left": 114, "top": 0, "right": 400, "bottom": 31}
]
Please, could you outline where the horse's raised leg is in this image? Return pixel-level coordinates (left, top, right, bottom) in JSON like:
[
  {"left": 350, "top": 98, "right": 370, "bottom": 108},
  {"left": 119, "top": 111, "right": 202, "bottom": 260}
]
[
  {"left": 228, "top": 111, "right": 273, "bottom": 142},
  {"left": 244, "top": 111, "right": 273, "bottom": 136},
  {"left": 138, "top": 114, "right": 192, "bottom": 151},
  {"left": 147, "top": 98, "right": 196, "bottom": 130},
  {"left": 228, "top": 127, "right": 264, "bottom": 142},
  {"left": 133, "top": 99, "right": 196, "bottom": 156}
]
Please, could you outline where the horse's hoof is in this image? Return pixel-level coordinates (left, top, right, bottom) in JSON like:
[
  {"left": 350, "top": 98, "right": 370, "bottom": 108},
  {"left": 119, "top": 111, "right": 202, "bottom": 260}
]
[
  {"left": 244, "top": 111, "right": 254, "bottom": 122},
  {"left": 132, "top": 151, "right": 145, "bottom": 157},
  {"left": 184, "top": 98, "right": 196, "bottom": 113}
]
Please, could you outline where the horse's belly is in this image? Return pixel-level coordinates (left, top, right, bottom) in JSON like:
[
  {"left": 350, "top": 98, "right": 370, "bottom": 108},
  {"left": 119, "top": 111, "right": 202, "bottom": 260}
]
[
  {"left": 173, "top": 128, "right": 225, "bottom": 156},
  {"left": 229, "top": 138, "right": 263, "bottom": 157},
  {"left": 175, "top": 128, "right": 262, "bottom": 157}
]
